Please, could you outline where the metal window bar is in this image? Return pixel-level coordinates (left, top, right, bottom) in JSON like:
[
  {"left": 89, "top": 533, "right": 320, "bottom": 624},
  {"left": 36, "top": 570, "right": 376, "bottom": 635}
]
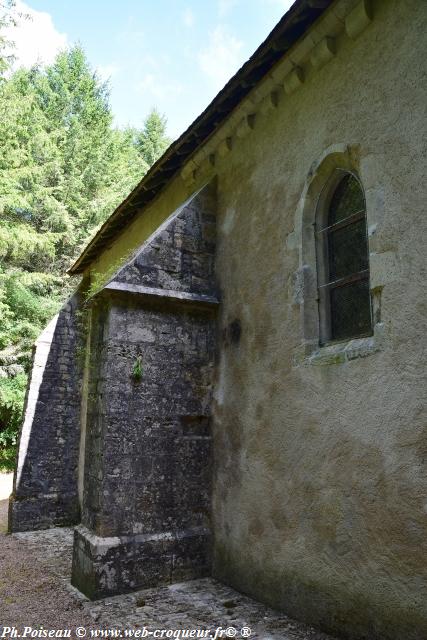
[
  {"left": 318, "top": 269, "right": 370, "bottom": 289},
  {"left": 316, "top": 209, "right": 365, "bottom": 234}
]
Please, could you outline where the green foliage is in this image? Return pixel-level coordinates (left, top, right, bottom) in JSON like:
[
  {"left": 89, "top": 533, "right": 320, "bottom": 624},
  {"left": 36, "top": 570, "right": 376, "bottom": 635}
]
[
  {"left": 85, "top": 255, "right": 134, "bottom": 301},
  {"left": 0, "top": 270, "right": 61, "bottom": 350},
  {"left": 0, "top": 1, "right": 16, "bottom": 78},
  {"left": 136, "top": 109, "right": 171, "bottom": 167},
  {"left": 132, "top": 356, "right": 143, "bottom": 382},
  {"left": 0, "top": 373, "right": 26, "bottom": 470},
  {"left": 0, "top": 35, "right": 172, "bottom": 467}
]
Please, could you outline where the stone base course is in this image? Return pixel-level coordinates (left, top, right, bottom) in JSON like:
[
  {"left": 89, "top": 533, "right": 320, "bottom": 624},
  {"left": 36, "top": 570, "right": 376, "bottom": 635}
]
[
  {"left": 71, "top": 524, "right": 211, "bottom": 600},
  {"left": 9, "top": 492, "right": 80, "bottom": 532}
]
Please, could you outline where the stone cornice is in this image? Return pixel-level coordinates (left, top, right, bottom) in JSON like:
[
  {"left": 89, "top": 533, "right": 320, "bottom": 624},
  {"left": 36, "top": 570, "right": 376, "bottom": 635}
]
[
  {"left": 101, "top": 281, "right": 220, "bottom": 310},
  {"left": 182, "top": 0, "right": 373, "bottom": 187},
  {"left": 69, "top": 0, "right": 374, "bottom": 275}
]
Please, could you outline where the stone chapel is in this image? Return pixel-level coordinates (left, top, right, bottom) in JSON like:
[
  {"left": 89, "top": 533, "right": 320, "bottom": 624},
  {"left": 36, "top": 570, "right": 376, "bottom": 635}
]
[{"left": 8, "top": 1, "right": 427, "bottom": 639}]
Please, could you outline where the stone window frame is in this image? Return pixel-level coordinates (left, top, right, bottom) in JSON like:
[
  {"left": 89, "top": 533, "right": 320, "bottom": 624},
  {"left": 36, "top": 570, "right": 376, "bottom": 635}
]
[
  {"left": 291, "top": 144, "right": 385, "bottom": 366},
  {"left": 315, "top": 168, "right": 372, "bottom": 345}
]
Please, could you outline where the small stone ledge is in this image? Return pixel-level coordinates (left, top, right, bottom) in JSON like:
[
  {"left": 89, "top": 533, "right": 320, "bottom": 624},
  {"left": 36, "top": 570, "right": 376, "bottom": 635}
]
[
  {"left": 310, "top": 37, "right": 336, "bottom": 70},
  {"left": 345, "top": 0, "right": 373, "bottom": 40},
  {"left": 294, "top": 323, "right": 385, "bottom": 367},
  {"left": 73, "top": 524, "right": 210, "bottom": 553},
  {"left": 103, "top": 281, "right": 220, "bottom": 309},
  {"left": 284, "top": 67, "right": 304, "bottom": 95}
]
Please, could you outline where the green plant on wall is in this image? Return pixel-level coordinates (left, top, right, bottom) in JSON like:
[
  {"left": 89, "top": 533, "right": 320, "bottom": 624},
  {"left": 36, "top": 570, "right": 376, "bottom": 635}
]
[
  {"left": 85, "top": 253, "right": 133, "bottom": 302},
  {"left": 132, "top": 355, "right": 143, "bottom": 382}
]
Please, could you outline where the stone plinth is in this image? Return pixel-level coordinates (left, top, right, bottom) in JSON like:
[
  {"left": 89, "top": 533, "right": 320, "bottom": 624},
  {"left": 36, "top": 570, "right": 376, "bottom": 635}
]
[{"left": 72, "top": 524, "right": 211, "bottom": 599}]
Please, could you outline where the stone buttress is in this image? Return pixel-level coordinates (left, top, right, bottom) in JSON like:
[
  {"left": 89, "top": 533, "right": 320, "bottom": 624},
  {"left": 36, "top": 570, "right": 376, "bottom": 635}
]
[
  {"left": 71, "top": 183, "right": 218, "bottom": 598},
  {"left": 9, "top": 295, "right": 83, "bottom": 531}
]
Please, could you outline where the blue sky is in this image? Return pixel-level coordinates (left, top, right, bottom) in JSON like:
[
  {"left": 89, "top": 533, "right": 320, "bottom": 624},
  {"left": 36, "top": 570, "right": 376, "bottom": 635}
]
[{"left": 9, "top": 0, "right": 294, "bottom": 138}]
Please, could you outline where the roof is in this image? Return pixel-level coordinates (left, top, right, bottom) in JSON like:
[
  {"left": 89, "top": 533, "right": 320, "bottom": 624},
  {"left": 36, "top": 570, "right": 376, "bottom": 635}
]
[{"left": 69, "top": 0, "right": 334, "bottom": 275}]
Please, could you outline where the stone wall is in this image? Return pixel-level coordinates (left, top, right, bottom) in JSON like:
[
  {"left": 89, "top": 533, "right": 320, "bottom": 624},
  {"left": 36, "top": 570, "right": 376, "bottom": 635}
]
[
  {"left": 10, "top": 0, "right": 427, "bottom": 636},
  {"left": 76, "top": 1, "right": 427, "bottom": 636},
  {"left": 209, "top": 2, "right": 427, "bottom": 639},
  {"left": 9, "top": 294, "right": 83, "bottom": 532},
  {"left": 113, "top": 183, "right": 217, "bottom": 297},
  {"left": 72, "top": 183, "right": 218, "bottom": 599}
]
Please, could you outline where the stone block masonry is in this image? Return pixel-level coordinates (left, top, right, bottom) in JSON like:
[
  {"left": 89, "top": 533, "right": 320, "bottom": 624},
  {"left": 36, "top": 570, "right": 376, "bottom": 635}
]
[
  {"left": 113, "top": 181, "right": 217, "bottom": 297},
  {"left": 9, "top": 294, "right": 84, "bottom": 532},
  {"left": 71, "top": 182, "right": 218, "bottom": 598}
]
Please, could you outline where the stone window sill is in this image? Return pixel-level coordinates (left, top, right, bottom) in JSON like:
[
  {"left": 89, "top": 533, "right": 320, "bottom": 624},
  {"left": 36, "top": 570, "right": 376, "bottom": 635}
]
[{"left": 296, "top": 323, "right": 385, "bottom": 366}]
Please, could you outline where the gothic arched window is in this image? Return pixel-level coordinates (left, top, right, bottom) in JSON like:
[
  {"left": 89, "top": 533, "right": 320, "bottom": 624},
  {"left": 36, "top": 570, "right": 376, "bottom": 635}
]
[{"left": 316, "top": 172, "right": 372, "bottom": 344}]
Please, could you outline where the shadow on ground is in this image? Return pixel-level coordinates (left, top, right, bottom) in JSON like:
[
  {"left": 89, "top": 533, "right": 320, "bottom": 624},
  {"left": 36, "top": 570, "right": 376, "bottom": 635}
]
[{"left": 0, "top": 484, "right": 338, "bottom": 640}]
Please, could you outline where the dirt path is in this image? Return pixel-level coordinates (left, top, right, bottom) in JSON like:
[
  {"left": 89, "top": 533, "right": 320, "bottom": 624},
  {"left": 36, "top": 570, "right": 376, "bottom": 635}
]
[{"left": 0, "top": 500, "right": 338, "bottom": 640}]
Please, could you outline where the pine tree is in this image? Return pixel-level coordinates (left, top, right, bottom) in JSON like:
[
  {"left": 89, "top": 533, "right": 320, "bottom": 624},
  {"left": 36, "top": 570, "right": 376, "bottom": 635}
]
[
  {"left": 136, "top": 109, "right": 172, "bottom": 167},
  {"left": 0, "top": 42, "right": 172, "bottom": 469}
]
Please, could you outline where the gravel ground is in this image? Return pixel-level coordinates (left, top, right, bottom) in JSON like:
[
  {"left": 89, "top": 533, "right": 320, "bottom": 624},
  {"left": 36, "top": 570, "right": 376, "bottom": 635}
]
[{"left": 0, "top": 488, "right": 338, "bottom": 640}]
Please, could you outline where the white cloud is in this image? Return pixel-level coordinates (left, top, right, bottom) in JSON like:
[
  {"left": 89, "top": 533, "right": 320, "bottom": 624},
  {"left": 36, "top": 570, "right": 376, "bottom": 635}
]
[
  {"left": 198, "top": 25, "right": 243, "bottom": 90},
  {"left": 5, "top": 0, "right": 68, "bottom": 69},
  {"left": 116, "top": 21, "right": 145, "bottom": 48},
  {"left": 218, "top": 0, "right": 238, "bottom": 18},
  {"left": 137, "top": 73, "right": 183, "bottom": 101},
  {"left": 97, "top": 63, "right": 120, "bottom": 82},
  {"left": 182, "top": 7, "right": 195, "bottom": 28}
]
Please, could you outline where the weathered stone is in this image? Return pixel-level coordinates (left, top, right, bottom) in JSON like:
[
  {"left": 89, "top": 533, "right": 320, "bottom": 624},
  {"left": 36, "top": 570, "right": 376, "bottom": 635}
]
[
  {"left": 70, "top": 182, "right": 218, "bottom": 598},
  {"left": 8, "top": 3, "right": 427, "bottom": 639},
  {"left": 71, "top": 524, "right": 211, "bottom": 600},
  {"left": 9, "top": 295, "right": 84, "bottom": 532}
]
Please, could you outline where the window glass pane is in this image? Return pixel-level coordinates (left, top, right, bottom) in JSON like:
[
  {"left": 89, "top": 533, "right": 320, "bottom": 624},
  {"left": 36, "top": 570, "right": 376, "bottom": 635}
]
[
  {"left": 328, "top": 174, "right": 365, "bottom": 224},
  {"left": 330, "top": 279, "right": 372, "bottom": 340},
  {"left": 328, "top": 219, "right": 369, "bottom": 280}
]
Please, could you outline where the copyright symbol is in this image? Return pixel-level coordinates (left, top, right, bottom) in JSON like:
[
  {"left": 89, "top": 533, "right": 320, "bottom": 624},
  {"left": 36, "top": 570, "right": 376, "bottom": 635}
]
[
  {"left": 76, "top": 627, "right": 86, "bottom": 637},
  {"left": 241, "top": 628, "right": 251, "bottom": 638},
  {"left": 226, "top": 628, "right": 237, "bottom": 638}
]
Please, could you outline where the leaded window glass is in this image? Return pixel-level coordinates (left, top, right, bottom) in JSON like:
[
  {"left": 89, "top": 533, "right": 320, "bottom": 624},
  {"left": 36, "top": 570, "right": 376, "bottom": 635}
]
[{"left": 316, "top": 173, "right": 372, "bottom": 343}]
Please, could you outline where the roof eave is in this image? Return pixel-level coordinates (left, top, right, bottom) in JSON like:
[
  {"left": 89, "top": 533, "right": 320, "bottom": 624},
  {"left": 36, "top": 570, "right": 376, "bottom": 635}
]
[{"left": 69, "top": 0, "right": 333, "bottom": 275}]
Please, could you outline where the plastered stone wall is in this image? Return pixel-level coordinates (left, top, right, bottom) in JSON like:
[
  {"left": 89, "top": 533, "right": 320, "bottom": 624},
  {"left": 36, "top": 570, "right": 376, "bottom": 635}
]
[
  {"left": 72, "top": 184, "right": 218, "bottom": 599},
  {"left": 209, "top": 1, "right": 427, "bottom": 639},
  {"left": 80, "top": 0, "right": 425, "bottom": 635},
  {"left": 9, "top": 295, "right": 83, "bottom": 531},
  {"left": 12, "top": 0, "right": 426, "bottom": 635}
]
